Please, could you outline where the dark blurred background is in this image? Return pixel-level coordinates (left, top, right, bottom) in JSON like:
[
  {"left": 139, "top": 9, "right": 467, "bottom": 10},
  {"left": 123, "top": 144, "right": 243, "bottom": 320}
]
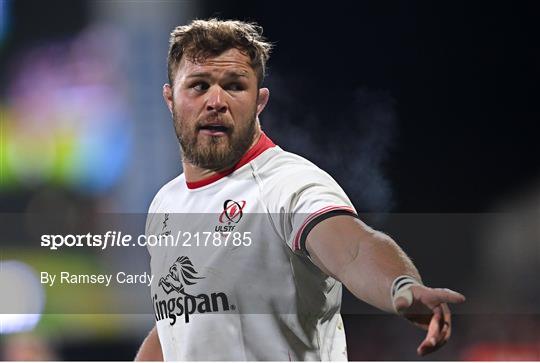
[{"left": 1, "top": 0, "right": 539, "bottom": 360}]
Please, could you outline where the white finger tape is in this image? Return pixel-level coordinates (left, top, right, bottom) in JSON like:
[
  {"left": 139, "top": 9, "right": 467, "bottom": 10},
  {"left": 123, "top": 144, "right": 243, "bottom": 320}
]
[{"left": 391, "top": 275, "right": 421, "bottom": 313}]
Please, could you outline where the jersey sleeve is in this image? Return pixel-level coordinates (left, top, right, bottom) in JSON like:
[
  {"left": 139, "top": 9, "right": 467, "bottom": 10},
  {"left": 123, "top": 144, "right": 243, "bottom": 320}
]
[{"left": 263, "top": 164, "right": 358, "bottom": 255}]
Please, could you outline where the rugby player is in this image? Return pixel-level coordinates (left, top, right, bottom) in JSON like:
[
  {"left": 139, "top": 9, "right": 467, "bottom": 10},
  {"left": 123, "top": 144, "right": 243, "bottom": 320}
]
[{"left": 135, "top": 19, "right": 465, "bottom": 361}]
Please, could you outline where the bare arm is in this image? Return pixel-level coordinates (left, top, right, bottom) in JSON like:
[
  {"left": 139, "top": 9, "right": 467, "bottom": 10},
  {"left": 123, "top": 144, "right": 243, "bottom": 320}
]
[
  {"left": 306, "top": 215, "right": 420, "bottom": 312},
  {"left": 306, "top": 215, "right": 465, "bottom": 355},
  {"left": 135, "top": 325, "right": 163, "bottom": 361}
]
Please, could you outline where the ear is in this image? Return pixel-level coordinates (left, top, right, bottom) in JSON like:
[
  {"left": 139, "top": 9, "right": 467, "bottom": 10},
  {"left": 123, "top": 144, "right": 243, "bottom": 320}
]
[
  {"left": 256, "top": 88, "right": 270, "bottom": 117},
  {"left": 163, "top": 83, "right": 174, "bottom": 115}
]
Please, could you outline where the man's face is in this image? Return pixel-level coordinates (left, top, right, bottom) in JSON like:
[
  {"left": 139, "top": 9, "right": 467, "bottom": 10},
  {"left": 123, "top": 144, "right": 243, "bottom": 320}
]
[{"left": 163, "top": 48, "right": 269, "bottom": 170}]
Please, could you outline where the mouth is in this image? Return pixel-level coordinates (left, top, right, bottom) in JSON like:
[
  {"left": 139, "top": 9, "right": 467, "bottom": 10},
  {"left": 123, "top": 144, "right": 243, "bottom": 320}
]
[{"left": 198, "top": 123, "right": 230, "bottom": 136}]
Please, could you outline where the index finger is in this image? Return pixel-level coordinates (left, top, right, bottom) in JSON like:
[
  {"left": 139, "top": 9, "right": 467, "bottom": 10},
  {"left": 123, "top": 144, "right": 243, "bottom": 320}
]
[{"left": 430, "top": 288, "right": 466, "bottom": 306}]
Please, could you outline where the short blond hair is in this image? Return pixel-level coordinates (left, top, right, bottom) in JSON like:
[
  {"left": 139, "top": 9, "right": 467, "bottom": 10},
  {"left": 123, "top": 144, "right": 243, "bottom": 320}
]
[{"left": 167, "top": 19, "right": 272, "bottom": 87}]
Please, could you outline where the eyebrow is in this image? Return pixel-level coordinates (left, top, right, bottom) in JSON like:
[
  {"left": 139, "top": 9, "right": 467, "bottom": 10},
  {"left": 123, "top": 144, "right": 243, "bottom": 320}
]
[{"left": 186, "top": 70, "right": 249, "bottom": 79}]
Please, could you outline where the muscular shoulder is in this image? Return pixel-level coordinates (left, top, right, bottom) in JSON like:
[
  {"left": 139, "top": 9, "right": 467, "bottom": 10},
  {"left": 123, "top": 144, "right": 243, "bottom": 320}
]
[
  {"left": 252, "top": 147, "right": 355, "bottom": 250},
  {"left": 253, "top": 147, "right": 342, "bottom": 194}
]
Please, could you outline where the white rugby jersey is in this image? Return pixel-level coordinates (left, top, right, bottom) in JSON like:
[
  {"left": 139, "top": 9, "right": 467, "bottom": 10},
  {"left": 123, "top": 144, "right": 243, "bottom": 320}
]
[{"left": 146, "top": 132, "right": 357, "bottom": 361}]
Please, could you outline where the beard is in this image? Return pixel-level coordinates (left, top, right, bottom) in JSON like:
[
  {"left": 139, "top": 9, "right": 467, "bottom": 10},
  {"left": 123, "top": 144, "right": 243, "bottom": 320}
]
[{"left": 173, "top": 108, "right": 258, "bottom": 171}]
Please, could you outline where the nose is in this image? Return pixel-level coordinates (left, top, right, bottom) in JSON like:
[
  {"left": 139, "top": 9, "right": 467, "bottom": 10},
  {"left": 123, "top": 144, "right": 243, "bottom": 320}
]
[{"left": 206, "top": 86, "right": 228, "bottom": 113}]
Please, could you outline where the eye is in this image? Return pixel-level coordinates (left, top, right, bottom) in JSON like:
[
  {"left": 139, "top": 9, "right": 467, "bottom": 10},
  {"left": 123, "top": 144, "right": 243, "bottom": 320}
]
[
  {"left": 191, "top": 82, "right": 209, "bottom": 92},
  {"left": 225, "top": 82, "right": 245, "bottom": 91}
]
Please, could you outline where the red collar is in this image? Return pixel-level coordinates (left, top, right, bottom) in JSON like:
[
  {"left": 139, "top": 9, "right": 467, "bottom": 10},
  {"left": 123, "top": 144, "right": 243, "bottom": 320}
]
[{"left": 186, "top": 132, "right": 276, "bottom": 189}]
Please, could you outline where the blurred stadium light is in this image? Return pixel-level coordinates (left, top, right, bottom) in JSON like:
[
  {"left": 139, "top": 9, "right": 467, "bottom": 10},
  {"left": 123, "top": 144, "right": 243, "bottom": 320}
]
[
  {"left": 1, "top": 26, "right": 133, "bottom": 195},
  {"left": 0, "top": 260, "right": 45, "bottom": 334}
]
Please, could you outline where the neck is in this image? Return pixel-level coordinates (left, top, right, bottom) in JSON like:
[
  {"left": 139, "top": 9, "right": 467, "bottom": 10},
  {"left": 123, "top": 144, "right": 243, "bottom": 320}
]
[{"left": 183, "top": 130, "right": 262, "bottom": 184}]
